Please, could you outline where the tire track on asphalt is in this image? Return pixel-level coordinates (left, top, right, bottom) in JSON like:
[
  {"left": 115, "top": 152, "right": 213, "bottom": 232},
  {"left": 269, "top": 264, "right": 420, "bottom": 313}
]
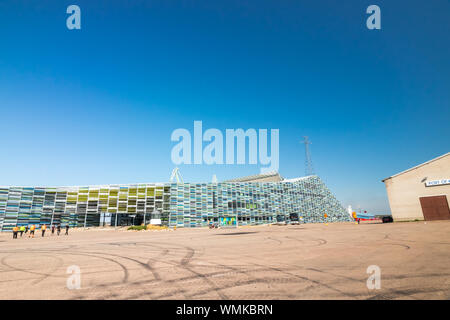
[
  {"left": 31, "top": 254, "right": 64, "bottom": 285},
  {"left": 177, "top": 245, "right": 228, "bottom": 299},
  {"left": 285, "top": 236, "right": 327, "bottom": 246},
  {"left": 135, "top": 241, "right": 228, "bottom": 299},
  {"left": 188, "top": 276, "right": 307, "bottom": 298},
  {"left": 0, "top": 253, "right": 64, "bottom": 285},
  {"left": 117, "top": 241, "right": 230, "bottom": 299},
  {"left": 132, "top": 240, "right": 349, "bottom": 299},
  {"left": 74, "top": 249, "right": 162, "bottom": 281},
  {"left": 367, "top": 286, "right": 450, "bottom": 300},
  {"left": 2, "top": 249, "right": 130, "bottom": 285},
  {"left": 385, "top": 233, "right": 450, "bottom": 246},
  {"left": 266, "top": 237, "right": 282, "bottom": 244},
  {"left": 248, "top": 261, "right": 357, "bottom": 298}
]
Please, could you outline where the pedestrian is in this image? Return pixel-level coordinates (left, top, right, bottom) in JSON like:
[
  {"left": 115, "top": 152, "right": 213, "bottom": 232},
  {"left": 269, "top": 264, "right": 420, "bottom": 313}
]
[
  {"left": 65, "top": 224, "right": 69, "bottom": 235},
  {"left": 12, "top": 226, "right": 19, "bottom": 239},
  {"left": 51, "top": 224, "right": 55, "bottom": 235},
  {"left": 57, "top": 224, "right": 61, "bottom": 236},
  {"left": 41, "top": 224, "right": 47, "bottom": 237},
  {"left": 25, "top": 225, "right": 28, "bottom": 234},
  {"left": 29, "top": 224, "right": 35, "bottom": 238},
  {"left": 19, "top": 225, "right": 25, "bottom": 237}
]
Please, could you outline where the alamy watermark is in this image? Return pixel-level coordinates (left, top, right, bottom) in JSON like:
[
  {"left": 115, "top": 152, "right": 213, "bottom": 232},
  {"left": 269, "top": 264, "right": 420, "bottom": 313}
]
[
  {"left": 171, "top": 121, "right": 279, "bottom": 173},
  {"left": 66, "top": 5, "right": 81, "bottom": 30},
  {"left": 366, "top": 265, "right": 381, "bottom": 289},
  {"left": 366, "top": 5, "right": 381, "bottom": 30},
  {"left": 66, "top": 265, "right": 81, "bottom": 290},
  {"left": 65, "top": 5, "right": 380, "bottom": 31}
]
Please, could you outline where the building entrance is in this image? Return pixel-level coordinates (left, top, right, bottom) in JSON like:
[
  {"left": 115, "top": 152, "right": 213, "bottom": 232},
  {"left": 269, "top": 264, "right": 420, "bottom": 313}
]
[{"left": 419, "top": 195, "right": 450, "bottom": 221}]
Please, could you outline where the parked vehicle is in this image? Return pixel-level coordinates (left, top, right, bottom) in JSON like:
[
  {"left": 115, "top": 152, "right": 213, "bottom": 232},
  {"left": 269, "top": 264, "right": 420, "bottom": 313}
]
[
  {"left": 380, "top": 215, "right": 393, "bottom": 223},
  {"left": 289, "top": 213, "right": 300, "bottom": 225}
]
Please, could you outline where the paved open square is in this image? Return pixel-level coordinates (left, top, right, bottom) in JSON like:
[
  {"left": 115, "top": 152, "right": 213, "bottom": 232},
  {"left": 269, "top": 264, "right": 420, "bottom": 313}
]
[{"left": 0, "top": 221, "right": 449, "bottom": 300}]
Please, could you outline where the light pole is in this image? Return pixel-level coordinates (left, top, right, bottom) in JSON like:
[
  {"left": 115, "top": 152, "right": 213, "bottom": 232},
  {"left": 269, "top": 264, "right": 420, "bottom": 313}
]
[
  {"left": 50, "top": 210, "right": 54, "bottom": 227},
  {"left": 83, "top": 211, "right": 87, "bottom": 229}
]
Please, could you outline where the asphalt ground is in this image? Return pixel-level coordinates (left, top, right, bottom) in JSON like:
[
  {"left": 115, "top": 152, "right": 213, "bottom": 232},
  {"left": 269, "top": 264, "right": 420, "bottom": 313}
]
[{"left": 0, "top": 220, "right": 449, "bottom": 299}]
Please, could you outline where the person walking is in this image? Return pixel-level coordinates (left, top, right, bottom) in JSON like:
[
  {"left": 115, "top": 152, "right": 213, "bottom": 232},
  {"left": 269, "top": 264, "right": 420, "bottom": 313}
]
[
  {"left": 19, "top": 225, "right": 25, "bottom": 237},
  {"left": 41, "top": 224, "right": 47, "bottom": 237},
  {"left": 51, "top": 224, "right": 55, "bottom": 235},
  {"left": 57, "top": 224, "right": 61, "bottom": 236},
  {"left": 25, "top": 225, "right": 28, "bottom": 234},
  {"left": 29, "top": 224, "right": 35, "bottom": 238},
  {"left": 12, "top": 226, "right": 19, "bottom": 239},
  {"left": 65, "top": 224, "right": 69, "bottom": 235}
]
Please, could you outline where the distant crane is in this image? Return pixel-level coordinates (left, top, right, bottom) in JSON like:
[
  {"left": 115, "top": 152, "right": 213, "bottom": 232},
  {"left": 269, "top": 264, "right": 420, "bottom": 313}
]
[
  {"left": 301, "top": 136, "right": 314, "bottom": 176},
  {"left": 169, "top": 167, "right": 184, "bottom": 183}
]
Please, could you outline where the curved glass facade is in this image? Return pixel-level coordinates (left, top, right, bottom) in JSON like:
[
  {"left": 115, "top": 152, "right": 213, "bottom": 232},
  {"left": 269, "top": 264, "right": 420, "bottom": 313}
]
[{"left": 0, "top": 176, "right": 351, "bottom": 231}]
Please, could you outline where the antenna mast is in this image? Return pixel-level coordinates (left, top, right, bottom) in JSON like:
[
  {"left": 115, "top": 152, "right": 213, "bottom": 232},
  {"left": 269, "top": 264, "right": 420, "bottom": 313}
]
[
  {"left": 169, "top": 167, "right": 184, "bottom": 183},
  {"left": 301, "top": 136, "right": 314, "bottom": 176}
]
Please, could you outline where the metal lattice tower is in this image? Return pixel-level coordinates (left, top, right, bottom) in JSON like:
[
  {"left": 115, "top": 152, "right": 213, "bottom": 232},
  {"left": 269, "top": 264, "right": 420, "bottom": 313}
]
[{"left": 301, "top": 136, "right": 314, "bottom": 176}]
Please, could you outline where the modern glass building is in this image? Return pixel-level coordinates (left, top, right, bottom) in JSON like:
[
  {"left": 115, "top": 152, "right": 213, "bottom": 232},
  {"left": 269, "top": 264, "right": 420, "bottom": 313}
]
[{"left": 0, "top": 175, "right": 351, "bottom": 231}]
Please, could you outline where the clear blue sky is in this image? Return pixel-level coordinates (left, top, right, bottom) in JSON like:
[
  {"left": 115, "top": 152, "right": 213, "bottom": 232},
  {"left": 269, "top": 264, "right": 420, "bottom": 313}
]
[{"left": 0, "top": 1, "right": 449, "bottom": 214}]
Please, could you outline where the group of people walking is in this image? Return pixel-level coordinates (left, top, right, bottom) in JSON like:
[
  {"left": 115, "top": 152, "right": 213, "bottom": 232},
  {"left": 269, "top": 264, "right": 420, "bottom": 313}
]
[{"left": 11, "top": 224, "right": 70, "bottom": 239}]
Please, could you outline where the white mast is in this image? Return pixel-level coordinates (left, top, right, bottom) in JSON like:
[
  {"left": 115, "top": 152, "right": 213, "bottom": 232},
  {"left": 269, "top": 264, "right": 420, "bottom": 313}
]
[{"left": 169, "top": 167, "right": 184, "bottom": 183}]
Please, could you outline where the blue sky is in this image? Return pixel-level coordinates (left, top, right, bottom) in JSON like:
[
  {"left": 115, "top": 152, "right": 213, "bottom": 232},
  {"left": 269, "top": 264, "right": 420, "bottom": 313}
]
[{"left": 0, "top": 0, "right": 449, "bottom": 214}]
